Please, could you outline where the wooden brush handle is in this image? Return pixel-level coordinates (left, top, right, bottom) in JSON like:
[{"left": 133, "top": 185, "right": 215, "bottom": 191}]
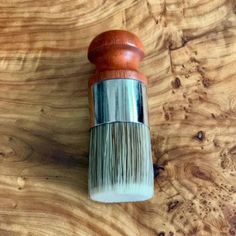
[{"left": 87, "top": 30, "right": 147, "bottom": 87}]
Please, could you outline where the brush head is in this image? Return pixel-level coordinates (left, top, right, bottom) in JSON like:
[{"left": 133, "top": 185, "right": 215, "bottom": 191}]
[{"left": 89, "top": 122, "right": 154, "bottom": 203}]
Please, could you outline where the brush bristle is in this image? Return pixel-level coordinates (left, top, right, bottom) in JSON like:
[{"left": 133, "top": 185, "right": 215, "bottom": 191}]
[{"left": 89, "top": 122, "right": 154, "bottom": 203}]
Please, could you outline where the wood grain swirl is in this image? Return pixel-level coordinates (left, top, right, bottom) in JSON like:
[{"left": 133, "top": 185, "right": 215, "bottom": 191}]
[{"left": 0, "top": 0, "right": 235, "bottom": 235}]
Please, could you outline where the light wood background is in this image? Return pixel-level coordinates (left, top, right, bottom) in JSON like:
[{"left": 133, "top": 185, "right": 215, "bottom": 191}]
[{"left": 0, "top": 0, "right": 236, "bottom": 235}]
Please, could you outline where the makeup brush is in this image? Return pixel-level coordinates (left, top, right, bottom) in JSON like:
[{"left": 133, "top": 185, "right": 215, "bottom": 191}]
[{"left": 87, "top": 30, "right": 154, "bottom": 203}]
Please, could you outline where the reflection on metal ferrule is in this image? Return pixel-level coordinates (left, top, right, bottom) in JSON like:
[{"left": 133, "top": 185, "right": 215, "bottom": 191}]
[{"left": 90, "top": 79, "right": 149, "bottom": 127}]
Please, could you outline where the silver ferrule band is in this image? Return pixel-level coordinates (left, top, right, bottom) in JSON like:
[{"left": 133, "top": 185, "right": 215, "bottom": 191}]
[{"left": 90, "top": 78, "right": 149, "bottom": 127}]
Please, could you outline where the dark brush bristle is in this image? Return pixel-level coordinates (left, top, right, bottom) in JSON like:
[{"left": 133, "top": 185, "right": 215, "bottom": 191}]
[{"left": 89, "top": 122, "right": 154, "bottom": 203}]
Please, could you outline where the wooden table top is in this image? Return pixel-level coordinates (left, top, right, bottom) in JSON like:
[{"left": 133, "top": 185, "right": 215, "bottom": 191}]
[{"left": 0, "top": 0, "right": 236, "bottom": 235}]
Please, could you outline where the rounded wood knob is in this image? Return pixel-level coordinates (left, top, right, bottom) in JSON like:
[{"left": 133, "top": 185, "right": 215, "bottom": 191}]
[
  {"left": 87, "top": 30, "right": 147, "bottom": 86},
  {"left": 88, "top": 30, "right": 145, "bottom": 70}
]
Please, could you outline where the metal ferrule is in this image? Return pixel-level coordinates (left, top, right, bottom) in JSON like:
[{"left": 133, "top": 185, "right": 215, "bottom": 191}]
[{"left": 89, "top": 78, "right": 149, "bottom": 127}]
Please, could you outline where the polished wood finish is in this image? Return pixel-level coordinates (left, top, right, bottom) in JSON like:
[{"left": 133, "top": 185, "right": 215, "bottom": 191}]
[
  {"left": 88, "top": 30, "right": 147, "bottom": 86},
  {"left": 0, "top": 0, "right": 236, "bottom": 235}
]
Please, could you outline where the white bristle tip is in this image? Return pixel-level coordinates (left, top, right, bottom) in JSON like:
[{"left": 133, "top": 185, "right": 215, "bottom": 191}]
[{"left": 90, "top": 184, "right": 153, "bottom": 203}]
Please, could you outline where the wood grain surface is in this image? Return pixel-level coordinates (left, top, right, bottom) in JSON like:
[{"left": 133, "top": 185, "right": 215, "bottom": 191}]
[{"left": 0, "top": 0, "right": 236, "bottom": 235}]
